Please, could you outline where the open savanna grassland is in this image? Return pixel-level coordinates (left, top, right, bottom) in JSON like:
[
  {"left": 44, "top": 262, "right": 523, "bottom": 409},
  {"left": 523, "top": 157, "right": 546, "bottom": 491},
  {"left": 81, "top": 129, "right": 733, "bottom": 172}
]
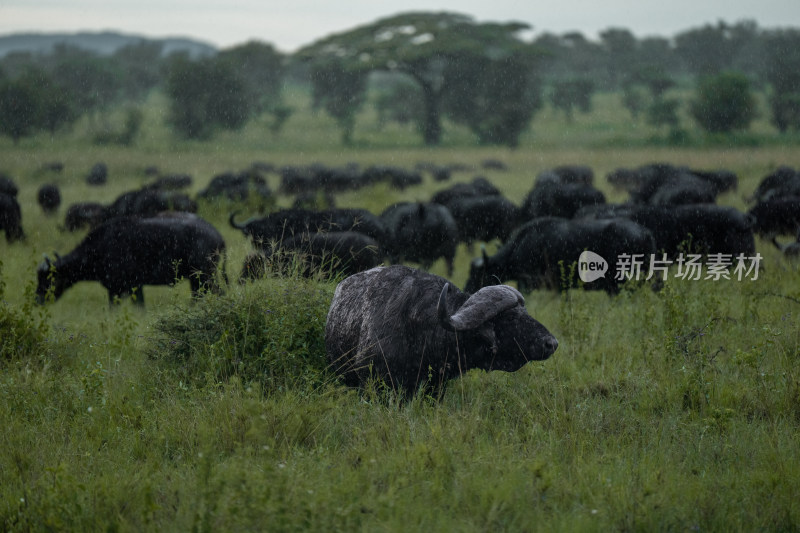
[{"left": 2, "top": 87, "right": 800, "bottom": 531}]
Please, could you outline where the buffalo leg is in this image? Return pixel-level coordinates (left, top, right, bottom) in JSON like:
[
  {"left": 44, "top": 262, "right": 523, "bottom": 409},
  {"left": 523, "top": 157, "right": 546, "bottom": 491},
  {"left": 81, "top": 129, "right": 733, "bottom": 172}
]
[{"left": 130, "top": 286, "right": 145, "bottom": 306}]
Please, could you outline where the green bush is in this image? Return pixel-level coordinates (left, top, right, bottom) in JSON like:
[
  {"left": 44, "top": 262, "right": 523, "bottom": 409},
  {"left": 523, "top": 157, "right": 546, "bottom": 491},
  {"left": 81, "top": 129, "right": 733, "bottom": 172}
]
[
  {"left": 690, "top": 71, "right": 756, "bottom": 133},
  {"left": 92, "top": 106, "right": 143, "bottom": 146},
  {"left": 0, "top": 260, "right": 49, "bottom": 362},
  {"left": 149, "top": 274, "right": 336, "bottom": 394}
]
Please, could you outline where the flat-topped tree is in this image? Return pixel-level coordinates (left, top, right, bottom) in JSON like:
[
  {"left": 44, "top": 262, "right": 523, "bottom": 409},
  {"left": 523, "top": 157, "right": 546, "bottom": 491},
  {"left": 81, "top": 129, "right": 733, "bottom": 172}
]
[{"left": 296, "top": 11, "right": 543, "bottom": 146}]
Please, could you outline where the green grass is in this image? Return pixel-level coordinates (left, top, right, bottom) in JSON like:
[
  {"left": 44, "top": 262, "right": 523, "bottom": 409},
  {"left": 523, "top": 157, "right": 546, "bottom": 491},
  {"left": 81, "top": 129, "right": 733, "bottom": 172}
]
[{"left": 1, "top": 87, "right": 800, "bottom": 531}]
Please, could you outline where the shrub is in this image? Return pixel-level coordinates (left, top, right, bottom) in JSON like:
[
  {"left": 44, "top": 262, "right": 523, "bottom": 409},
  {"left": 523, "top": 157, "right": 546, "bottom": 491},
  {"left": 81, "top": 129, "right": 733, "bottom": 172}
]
[
  {"left": 0, "top": 260, "right": 49, "bottom": 362},
  {"left": 92, "top": 106, "right": 143, "bottom": 146},
  {"left": 149, "top": 274, "right": 336, "bottom": 394},
  {"left": 690, "top": 71, "right": 756, "bottom": 133},
  {"left": 164, "top": 55, "right": 252, "bottom": 140}
]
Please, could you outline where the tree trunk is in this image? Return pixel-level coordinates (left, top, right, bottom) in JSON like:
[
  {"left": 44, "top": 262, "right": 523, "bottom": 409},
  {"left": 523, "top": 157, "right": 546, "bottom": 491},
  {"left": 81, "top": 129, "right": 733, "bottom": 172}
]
[{"left": 419, "top": 80, "right": 441, "bottom": 146}]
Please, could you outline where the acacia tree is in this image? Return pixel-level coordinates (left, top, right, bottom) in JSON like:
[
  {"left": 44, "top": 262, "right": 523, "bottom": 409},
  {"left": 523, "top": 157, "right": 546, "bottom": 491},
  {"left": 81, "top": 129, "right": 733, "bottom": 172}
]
[
  {"left": 49, "top": 45, "right": 122, "bottom": 119},
  {"left": 296, "top": 12, "right": 543, "bottom": 146},
  {"left": 442, "top": 51, "right": 543, "bottom": 147},
  {"left": 550, "top": 77, "right": 595, "bottom": 120},
  {"left": 0, "top": 76, "right": 40, "bottom": 144},
  {"left": 599, "top": 28, "right": 638, "bottom": 87},
  {"left": 26, "top": 67, "right": 77, "bottom": 135},
  {"left": 112, "top": 41, "right": 164, "bottom": 101},
  {"left": 164, "top": 54, "right": 252, "bottom": 139},
  {"left": 309, "top": 63, "right": 367, "bottom": 145},
  {"left": 217, "top": 41, "right": 285, "bottom": 114},
  {"left": 762, "top": 29, "right": 800, "bottom": 133}
]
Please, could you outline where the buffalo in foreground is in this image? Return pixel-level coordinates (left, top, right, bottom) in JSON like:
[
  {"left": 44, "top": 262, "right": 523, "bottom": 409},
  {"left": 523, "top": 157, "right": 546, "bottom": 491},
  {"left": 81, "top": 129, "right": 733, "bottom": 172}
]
[
  {"left": 325, "top": 265, "right": 558, "bottom": 396},
  {"left": 36, "top": 213, "right": 226, "bottom": 306}
]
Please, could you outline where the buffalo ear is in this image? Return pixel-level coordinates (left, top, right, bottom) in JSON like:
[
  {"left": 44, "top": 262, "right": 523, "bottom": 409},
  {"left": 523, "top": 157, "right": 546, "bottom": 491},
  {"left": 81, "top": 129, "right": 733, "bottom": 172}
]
[{"left": 439, "top": 283, "right": 524, "bottom": 331}]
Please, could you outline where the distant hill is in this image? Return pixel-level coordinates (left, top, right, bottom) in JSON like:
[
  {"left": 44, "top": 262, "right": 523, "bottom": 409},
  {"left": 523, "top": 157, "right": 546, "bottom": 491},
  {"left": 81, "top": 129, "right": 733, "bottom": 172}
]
[{"left": 0, "top": 31, "right": 217, "bottom": 58}]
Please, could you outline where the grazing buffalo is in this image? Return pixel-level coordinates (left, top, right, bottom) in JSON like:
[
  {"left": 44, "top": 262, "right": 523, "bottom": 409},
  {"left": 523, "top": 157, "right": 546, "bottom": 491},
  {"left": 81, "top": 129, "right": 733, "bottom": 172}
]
[
  {"left": 146, "top": 173, "right": 193, "bottom": 191},
  {"left": 626, "top": 164, "right": 717, "bottom": 205},
  {"left": 748, "top": 166, "right": 800, "bottom": 204},
  {"left": 689, "top": 168, "right": 738, "bottom": 194},
  {"left": 520, "top": 180, "right": 606, "bottom": 220},
  {"left": 325, "top": 265, "right": 558, "bottom": 395},
  {"left": 86, "top": 162, "right": 108, "bottom": 186},
  {"left": 748, "top": 196, "right": 800, "bottom": 238},
  {"left": 606, "top": 163, "right": 735, "bottom": 204},
  {"left": 379, "top": 202, "right": 458, "bottom": 275},
  {"left": 199, "top": 169, "right": 272, "bottom": 202},
  {"left": 545, "top": 165, "right": 595, "bottom": 186},
  {"left": 444, "top": 195, "right": 520, "bottom": 246},
  {"left": 63, "top": 202, "right": 108, "bottom": 232},
  {"left": 36, "top": 213, "right": 226, "bottom": 306},
  {"left": 362, "top": 165, "right": 424, "bottom": 190},
  {"left": 465, "top": 217, "right": 657, "bottom": 294},
  {"left": 106, "top": 188, "right": 198, "bottom": 220},
  {"left": 0, "top": 192, "right": 24, "bottom": 243},
  {"left": 645, "top": 174, "right": 717, "bottom": 205},
  {"left": 37, "top": 184, "right": 61, "bottom": 214},
  {"left": 278, "top": 163, "right": 364, "bottom": 196},
  {"left": 230, "top": 208, "right": 386, "bottom": 247},
  {"left": 430, "top": 176, "right": 501, "bottom": 206},
  {"left": 0, "top": 174, "right": 19, "bottom": 197},
  {"left": 240, "top": 231, "right": 382, "bottom": 282},
  {"left": 577, "top": 203, "right": 756, "bottom": 259}
]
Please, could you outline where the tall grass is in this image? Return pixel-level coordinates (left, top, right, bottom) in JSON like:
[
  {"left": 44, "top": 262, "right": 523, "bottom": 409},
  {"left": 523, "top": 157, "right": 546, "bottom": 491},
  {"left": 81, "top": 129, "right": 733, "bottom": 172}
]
[{"left": 1, "top": 88, "right": 800, "bottom": 530}]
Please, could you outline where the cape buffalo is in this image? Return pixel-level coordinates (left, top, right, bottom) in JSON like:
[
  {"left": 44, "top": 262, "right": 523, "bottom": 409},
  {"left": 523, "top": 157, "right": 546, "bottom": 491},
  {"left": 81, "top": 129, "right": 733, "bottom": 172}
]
[
  {"left": 379, "top": 202, "right": 458, "bottom": 275},
  {"left": 0, "top": 192, "right": 24, "bottom": 243},
  {"left": 37, "top": 184, "right": 61, "bottom": 215},
  {"left": 520, "top": 180, "right": 606, "bottom": 220},
  {"left": 577, "top": 203, "right": 756, "bottom": 259},
  {"left": 36, "top": 213, "right": 226, "bottom": 306},
  {"left": 0, "top": 174, "right": 19, "bottom": 197},
  {"left": 748, "top": 196, "right": 800, "bottom": 238},
  {"left": 63, "top": 202, "right": 108, "bottom": 232},
  {"left": 444, "top": 195, "right": 520, "bottom": 246},
  {"left": 240, "top": 231, "right": 383, "bottom": 282},
  {"left": 748, "top": 166, "right": 800, "bottom": 204},
  {"left": 465, "top": 216, "right": 657, "bottom": 294},
  {"left": 230, "top": 207, "right": 386, "bottom": 248},
  {"left": 325, "top": 265, "right": 558, "bottom": 395},
  {"left": 430, "top": 177, "right": 501, "bottom": 205}
]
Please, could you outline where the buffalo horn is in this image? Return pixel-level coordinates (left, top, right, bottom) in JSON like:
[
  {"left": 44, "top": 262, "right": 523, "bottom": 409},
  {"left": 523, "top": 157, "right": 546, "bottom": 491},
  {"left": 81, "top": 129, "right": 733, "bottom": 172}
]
[{"left": 438, "top": 282, "right": 524, "bottom": 331}]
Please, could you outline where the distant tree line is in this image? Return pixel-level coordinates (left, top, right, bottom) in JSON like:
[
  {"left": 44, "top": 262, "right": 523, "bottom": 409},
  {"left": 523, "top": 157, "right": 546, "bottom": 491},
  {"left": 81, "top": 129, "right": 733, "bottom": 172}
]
[{"left": 1, "top": 14, "right": 799, "bottom": 146}]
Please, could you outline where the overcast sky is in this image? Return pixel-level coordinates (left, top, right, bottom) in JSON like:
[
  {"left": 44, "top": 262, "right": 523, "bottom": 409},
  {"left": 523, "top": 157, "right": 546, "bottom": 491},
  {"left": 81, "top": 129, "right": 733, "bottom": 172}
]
[{"left": 1, "top": 0, "right": 798, "bottom": 52}]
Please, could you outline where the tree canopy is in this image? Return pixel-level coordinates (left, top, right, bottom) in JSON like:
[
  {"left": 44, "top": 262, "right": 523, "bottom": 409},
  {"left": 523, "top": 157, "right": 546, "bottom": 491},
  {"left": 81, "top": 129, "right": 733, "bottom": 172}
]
[{"left": 296, "top": 11, "right": 544, "bottom": 146}]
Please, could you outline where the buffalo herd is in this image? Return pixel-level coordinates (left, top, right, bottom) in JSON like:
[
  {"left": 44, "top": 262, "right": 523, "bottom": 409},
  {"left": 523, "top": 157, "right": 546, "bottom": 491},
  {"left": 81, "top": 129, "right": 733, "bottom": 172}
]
[{"left": 1, "top": 160, "right": 800, "bottom": 307}]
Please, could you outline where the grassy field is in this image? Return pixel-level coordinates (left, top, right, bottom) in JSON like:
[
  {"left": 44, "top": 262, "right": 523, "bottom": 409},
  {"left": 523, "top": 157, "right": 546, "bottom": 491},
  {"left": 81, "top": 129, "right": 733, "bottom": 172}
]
[{"left": 2, "top": 88, "right": 800, "bottom": 531}]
